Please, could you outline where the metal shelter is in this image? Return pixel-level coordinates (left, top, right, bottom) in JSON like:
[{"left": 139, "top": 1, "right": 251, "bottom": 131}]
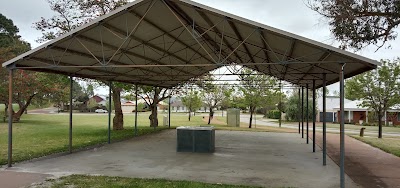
[{"left": 2, "top": 0, "right": 380, "bottom": 187}]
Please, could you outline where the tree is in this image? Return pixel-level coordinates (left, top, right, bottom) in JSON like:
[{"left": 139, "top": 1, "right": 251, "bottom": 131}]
[
  {"left": 345, "top": 59, "right": 400, "bottom": 138},
  {"left": 197, "top": 75, "right": 230, "bottom": 125},
  {"left": 36, "top": 73, "right": 70, "bottom": 111},
  {"left": 238, "top": 69, "right": 278, "bottom": 128},
  {"left": 139, "top": 86, "right": 176, "bottom": 127},
  {"left": 181, "top": 90, "right": 202, "bottom": 121},
  {"left": 35, "top": 0, "right": 129, "bottom": 129},
  {"left": 0, "top": 14, "right": 54, "bottom": 122},
  {"left": 33, "top": 0, "right": 128, "bottom": 42},
  {"left": 84, "top": 84, "right": 95, "bottom": 98},
  {"left": 309, "top": 0, "right": 400, "bottom": 50},
  {"left": 284, "top": 89, "right": 314, "bottom": 121},
  {"left": 87, "top": 98, "right": 99, "bottom": 112}
]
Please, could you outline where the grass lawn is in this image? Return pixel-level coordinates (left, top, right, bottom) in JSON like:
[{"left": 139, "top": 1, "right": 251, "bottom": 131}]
[
  {"left": 0, "top": 104, "right": 20, "bottom": 112},
  {"left": 263, "top": 118, "right": 400, "bottom": 133},
  {"left": 351, "top": 136, "right": 400, "bottom": 157},
  {"left": 323, "top": 123, "right": 400, "bottom": 133},
  {"left": 42, "top": 174, "right": 259, "bottom": 188},
  {"left": 0, "top": 112, "right": 218, "bottom": 166}
]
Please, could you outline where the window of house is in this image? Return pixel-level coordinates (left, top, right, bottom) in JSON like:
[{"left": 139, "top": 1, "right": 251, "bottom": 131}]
[{"left": 397, "top": 113, "right": 400, "bottom": 121}]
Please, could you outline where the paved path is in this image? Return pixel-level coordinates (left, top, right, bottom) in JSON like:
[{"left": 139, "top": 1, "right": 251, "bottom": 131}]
[
  {"left": 0, "top": 171, "right": 50, "bottom": 188},
  {"left": 239, "top": 115, "right": 400, "bottom": 188},
  {"left": 314, "top": 133, "right": 400, "bottom": 188}
]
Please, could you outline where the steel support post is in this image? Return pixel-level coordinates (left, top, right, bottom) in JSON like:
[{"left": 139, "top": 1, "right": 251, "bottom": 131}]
[
  {"left": 168, "top": 96, "right": 171, "bottom": 128},
  {"left": 7, "top": 69, "right": 13, "bottom": 167},
  {"left": 306, "top": 84, "right": 309, "bottom": 144},
  {"left": 153, "top": 86, "right": 156, "bottom": 131},
  {"left": 340, "top": 64, "right": 346, "bottom": 188},
  {"left": 135, "top": 85, "right": 138, "bottom": 136},
  {"left": 323, "top": 73, "right": 327, "bottom": 165},
  {"left": 298, "top": 87, "right": 301, "bottom": 134},
  {"left": 301, "top": 87, "right": 304, "bottom": 138},
  {"left": 312, "top": 80, "right": 316, "bottom": 152},
  {"left": 108, "top": 82, "right": 112, "bottom": 144},
  {"left": 279, "top": 81, "right": 282, "bottom": 128},
  {"left": 69, "top": 76, "right": 73, "bottom": 153}
]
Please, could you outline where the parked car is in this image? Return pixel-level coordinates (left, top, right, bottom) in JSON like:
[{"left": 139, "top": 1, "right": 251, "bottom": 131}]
[{"left": 95, "top": 109, "right": 108, "bottom": 113}]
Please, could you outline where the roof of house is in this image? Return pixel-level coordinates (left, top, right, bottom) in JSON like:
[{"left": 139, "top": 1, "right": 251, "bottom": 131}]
[
  {"left": 122, "top": 101, "right": 136, "bottom": 106},
  {"left": 91, "top": 95, "right": 106, "bottom": 103},
  {"left": 333, "top": 100, "right": 400, "bottom": 112},
  {"left": 317, "top": 96, "right": 352, "bottom": 111}
]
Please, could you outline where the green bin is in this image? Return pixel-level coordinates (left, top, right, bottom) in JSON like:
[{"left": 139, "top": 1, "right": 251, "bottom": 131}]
[{"left": 176, "top": 126, "right": 215, "bottom": 153}]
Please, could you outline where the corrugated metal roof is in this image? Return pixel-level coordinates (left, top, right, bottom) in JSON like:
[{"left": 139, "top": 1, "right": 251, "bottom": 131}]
[{"left": 2, "top": 0, "right": 379, "bottom": 89}]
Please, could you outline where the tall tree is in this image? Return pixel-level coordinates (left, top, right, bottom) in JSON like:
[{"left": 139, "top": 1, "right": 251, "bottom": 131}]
[
  {"left": 238, "top": 69, "right": 278, "bottom": 128},
  {"left": 34, "top": 0, "right": 129, "bottom": 129},
  {"left": 36, "top": 73, "right": 70, "bottom": 110},
  {"left": 0, "top": 14, "right": 50, "bottom": 122},
  {"left": 309, "top": 0, "right": 400, "bottom": 50},
  {"left": 33, "top": 0, "right": 128, "bottom": 42},
  {"left": 345, "top": 59, "right": 400, "bottom": 138},
  {"left": 181, "top": 90, "right": 202, "bottom": 121}
]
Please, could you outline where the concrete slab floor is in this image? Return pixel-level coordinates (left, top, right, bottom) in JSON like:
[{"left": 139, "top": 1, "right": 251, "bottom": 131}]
[{"left": 5, "top": 130, "right": 358, "bottom": 188}]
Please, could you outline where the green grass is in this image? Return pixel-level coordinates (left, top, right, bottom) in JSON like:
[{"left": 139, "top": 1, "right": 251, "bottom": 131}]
[
  {"left": 0, "top": 112, "right": 218, "bottom": 165},
  {"left": 352, "top": 136, "right": 400, "bottom": 157},
  {"left": 44, "top": 174, "right": 259, "bottom": 188},
  {"left": 260, "top": 117, "right": 400, "bottom": 133},
  {"left": 0, "top": 104, "right": 20, "bottom": 112},
  {"left": 322, "top": 123, "right": 400, "bottom": 132}
]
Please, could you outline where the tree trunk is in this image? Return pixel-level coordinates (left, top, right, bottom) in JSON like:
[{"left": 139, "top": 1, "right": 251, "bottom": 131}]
[
  {"left": 249, "top": 107, "right": 254, "bottom": 128},
  {"left": 208, "top": 108, "right": 213, "bottom": 125},
  {"left": 188, "top": 109, "right": 191, "bottom": 121},
  {"left": 112, "top": 86, "right": 124, "bottom": 130},
  {"left": 3, "top": 103, "right": 8, "bottom": 122},
  {"left": 4, "top": 103, "right": 8, "bottom": 115},
  {"left": 12, "top": 94, "right": 36, "bottom": 122},
  {"left": 150, "top": 103, "right": 158, "bottom": 127},
  {"left": 378, "top": 110, "right": 383, "bottom": 138}
]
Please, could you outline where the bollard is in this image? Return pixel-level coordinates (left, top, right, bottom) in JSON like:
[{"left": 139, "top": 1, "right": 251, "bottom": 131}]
[{"left": 360, "top": 127, "right": 366, "bottom": 137}]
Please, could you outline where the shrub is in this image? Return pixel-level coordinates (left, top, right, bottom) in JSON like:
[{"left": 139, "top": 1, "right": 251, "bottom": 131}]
[{"left": 267, "top": 110, "right": 281, "bottom": 119}]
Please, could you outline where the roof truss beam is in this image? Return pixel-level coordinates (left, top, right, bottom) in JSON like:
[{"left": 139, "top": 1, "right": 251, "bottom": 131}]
[{"left": 195, "top": 9, "right": 245, "bottom": 65}]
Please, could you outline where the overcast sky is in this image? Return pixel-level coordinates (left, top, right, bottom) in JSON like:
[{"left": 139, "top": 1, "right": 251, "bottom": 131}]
[{"left": 1, "top": 0, "right": 399, "bottom": 95}]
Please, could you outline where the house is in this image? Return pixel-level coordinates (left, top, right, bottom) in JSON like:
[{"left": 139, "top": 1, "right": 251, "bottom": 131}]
[
  {"left": 170, "top": 99, "right": 210, "bottom": 113},
  {"left": 316, "top": 96, "right": 352, "bottom": 123},
  {"left": 121, "top": 98, "right": 169, "bottom": 113},
  {"left": 171, "top": 100, "right": 187, "bottom": 112},
  {"left": 90, "top": 95, "right": 107, "bottom": 106},
  {"left": 121, "top": 101, "right": 136, "bottom": 113},
  {"left": 333, "top": 100, "right": 400, "bottom": 125}
]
